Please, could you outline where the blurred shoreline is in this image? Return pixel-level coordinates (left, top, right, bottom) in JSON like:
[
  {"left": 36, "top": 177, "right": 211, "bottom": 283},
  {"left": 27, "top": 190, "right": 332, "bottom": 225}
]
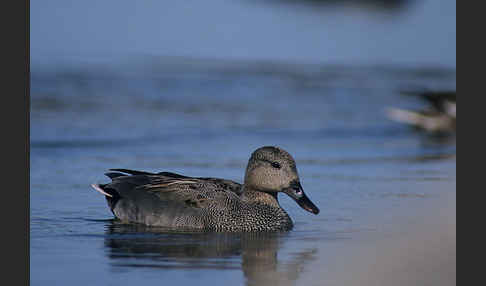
[{"left": 301, "top": 180, "right": 455, "bottom": 286}]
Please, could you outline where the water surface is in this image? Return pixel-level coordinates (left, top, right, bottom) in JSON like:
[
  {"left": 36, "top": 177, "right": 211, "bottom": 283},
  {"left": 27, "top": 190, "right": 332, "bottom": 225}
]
[{"left": 30, "top": 57, "right": 455, "bottom": 285}]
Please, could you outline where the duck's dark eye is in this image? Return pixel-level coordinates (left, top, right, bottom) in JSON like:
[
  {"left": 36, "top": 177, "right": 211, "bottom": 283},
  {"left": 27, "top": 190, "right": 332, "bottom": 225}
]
[{"left": 271, "top": 162, "right": 281, "bottom": 169}]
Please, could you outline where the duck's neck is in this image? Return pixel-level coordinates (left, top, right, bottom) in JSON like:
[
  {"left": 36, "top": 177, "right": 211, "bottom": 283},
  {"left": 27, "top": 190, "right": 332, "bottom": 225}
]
[
  {"left": 240, "top": 186, "right": 293, "bottom": 231},
  {"left": 241, "top": 187, "right": 281, "bottom": 208}
]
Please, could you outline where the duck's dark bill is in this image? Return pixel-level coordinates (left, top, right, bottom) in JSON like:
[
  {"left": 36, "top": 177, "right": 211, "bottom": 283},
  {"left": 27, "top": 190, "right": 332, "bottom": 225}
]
[
  {"left": 296, "top": 194, "right": 320, "bottom": 215},
  {"left": 283, "top": 182, "right": 320, "bottom": 215}
]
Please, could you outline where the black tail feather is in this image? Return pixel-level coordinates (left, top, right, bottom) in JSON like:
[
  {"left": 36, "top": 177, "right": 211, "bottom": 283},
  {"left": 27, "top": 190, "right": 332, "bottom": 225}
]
[
  {"left": 109, "top": 169, "right": 156, "bottom": 176},
  {"left": 108, "top": 168, "right": 190, "bottom": 179},
  {"left": 105, "top": 172, "right": 127, "bottom": 179},
  {"left": 156, "top": 171, "right": 191, "bottom": 179}
]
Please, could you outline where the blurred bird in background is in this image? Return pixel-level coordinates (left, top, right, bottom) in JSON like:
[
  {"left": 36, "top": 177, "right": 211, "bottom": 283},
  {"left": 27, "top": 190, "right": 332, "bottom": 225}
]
[{"left": 387, "top": 91, "right": 456, "bottom": 135}]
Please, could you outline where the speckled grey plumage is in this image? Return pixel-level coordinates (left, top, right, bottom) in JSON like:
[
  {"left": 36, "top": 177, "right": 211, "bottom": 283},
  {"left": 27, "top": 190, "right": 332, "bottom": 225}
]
[{"left": 92, "top": 146, "right": 319, "bottom": 232}]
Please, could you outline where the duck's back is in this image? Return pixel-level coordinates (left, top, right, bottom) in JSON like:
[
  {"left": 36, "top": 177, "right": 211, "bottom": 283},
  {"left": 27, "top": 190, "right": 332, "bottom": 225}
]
[{"left": 95, "top": 169, "right": 245, "bottom": 229}]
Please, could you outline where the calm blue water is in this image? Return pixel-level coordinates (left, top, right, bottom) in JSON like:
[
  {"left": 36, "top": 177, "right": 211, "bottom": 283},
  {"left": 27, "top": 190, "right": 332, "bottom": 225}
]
[
  {"left": 30, "top": 58, "right": 455, "bottom": 285},
  {"left": 30, "top": 0, "right": 455, "bottom": 285}
]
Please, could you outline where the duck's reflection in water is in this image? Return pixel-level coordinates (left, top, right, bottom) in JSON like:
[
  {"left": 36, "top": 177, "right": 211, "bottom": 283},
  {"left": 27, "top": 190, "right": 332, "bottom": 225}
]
[{"left": 104, "top": 220, "right": 317, "bottom": 285}]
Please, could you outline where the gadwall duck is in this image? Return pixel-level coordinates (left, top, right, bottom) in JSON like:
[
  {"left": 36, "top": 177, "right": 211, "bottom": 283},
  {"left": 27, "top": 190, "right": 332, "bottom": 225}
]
[{"left": 91, "top": 146, "right": 319, "bottom": 232}]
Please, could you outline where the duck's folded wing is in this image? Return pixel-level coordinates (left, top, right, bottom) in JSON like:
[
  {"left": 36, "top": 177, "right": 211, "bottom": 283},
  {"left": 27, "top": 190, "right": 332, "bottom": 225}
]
[
  {"left": 108, "top": 169, "right": 242, "bottom": 195},
  {"left": 140, "top": 176, "right": 242, "bottom": 209},
  {"left": 103, "top": 171, "right": 242, "bottom": 211},
  {"left": 98, "top": 175, "right": 207, "bottom": 227},
  {"left": 95, "top": 170, "right": 243, "bottom": 228}
]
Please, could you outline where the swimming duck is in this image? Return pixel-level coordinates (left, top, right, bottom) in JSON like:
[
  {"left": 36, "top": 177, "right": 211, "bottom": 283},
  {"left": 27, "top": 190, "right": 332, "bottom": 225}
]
[{"left": 91, "top": 146, "right": 319, "bottom": 232}]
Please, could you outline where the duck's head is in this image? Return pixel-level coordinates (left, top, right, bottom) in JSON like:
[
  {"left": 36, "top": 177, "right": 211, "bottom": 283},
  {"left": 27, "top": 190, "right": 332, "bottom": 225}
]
[{"left": 244, "top": 146, "right": 319, "bottom": 215}]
